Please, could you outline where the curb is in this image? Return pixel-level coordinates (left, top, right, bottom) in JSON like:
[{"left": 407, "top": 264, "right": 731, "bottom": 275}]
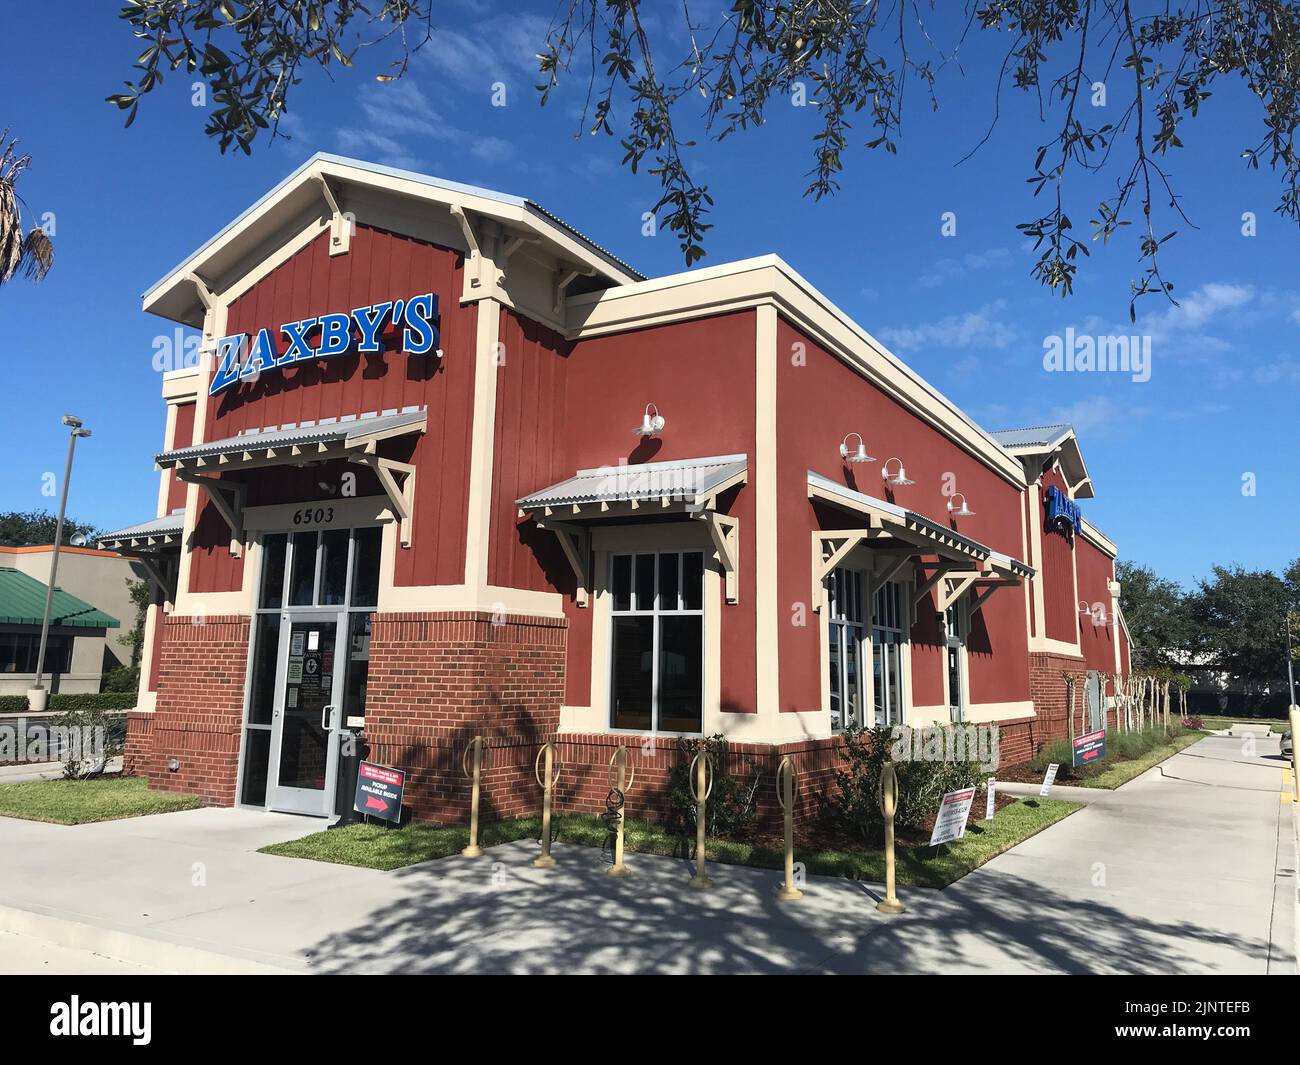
[{"left": 0, "top": 904, "right": 303, "bottom": 975}]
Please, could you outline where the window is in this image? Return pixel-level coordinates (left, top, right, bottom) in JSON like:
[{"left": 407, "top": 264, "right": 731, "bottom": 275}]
[
  {"left": 610, "top": 551, "right": 704, "bottom": 733},
  {"left": 946, "top": 599, "right": 967, "bottom": 722},
  {"left": 828, "top": 567, "right": 866, "bottom": 732},
  {"left": 872, "top": 581, "right": 907, "bottom": 727},
  {"left": 0, "top": 631, "right": 72, "bottom": 675}
]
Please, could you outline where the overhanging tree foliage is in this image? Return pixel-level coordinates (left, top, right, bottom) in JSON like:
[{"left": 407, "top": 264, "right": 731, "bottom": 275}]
[
  {"left": 0, "top": 510, "right": 100, "bottom": 548},
  {"left": 109, "top": 1, "right": 1300, "bottom": 314}
]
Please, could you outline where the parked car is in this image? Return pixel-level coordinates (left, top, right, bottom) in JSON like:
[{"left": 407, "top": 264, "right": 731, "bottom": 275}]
[{"left": 1281, "top": 730, "right": 1293, "bottom": 759}]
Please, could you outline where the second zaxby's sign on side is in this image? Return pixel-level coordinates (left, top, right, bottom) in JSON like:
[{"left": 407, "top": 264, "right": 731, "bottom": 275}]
[{"left": 209, "top": 292, "right": 442, "bottom": 396}]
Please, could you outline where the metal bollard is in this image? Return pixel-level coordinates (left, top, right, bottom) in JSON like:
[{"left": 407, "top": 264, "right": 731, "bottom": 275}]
[
  {"left": 606, "top": 745, "right": 636, "bottom": 878},
  {"left": 686, "top": 748, "right": 715, "bottom": 891},
  {"left": 876, "top": 762, "right": 905, "bottom": 914},
  {"left": 775, "top": 755, "right": 803, "bottom": 901},
  {"left": 533, "top": 741, "right": 562, "bottom": 869},
  {"left": 461, "top": 735, "right": 488, "bottom": 858}
]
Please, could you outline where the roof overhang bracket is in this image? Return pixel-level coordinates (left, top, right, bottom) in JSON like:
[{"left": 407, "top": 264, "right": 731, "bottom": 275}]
[
  {"left": 968, "top": 577, "right": 1020, "bottom": 617},
  {"left": 913, "top": 562, "right": 956, "bottom": 608},
  {"left": 554, "top": 263, "right": 595, "bottom": 317},
  {"left": 315, "top": 175, "right": 352, "bottom": 257},
  {"left": 873, "top": 554, "right": 916, "bottom": 588},
  {"left": 695, "top": 512, "right": 739, "bottom": 604},
  {"left": 449, "top": 205, "right": 484, "bottom": 292},
  {"left": 349, "top": 454, "right": 416, "bottom": 547},
  {"left": 533, "top": 518, "right": 589, "bottom": 607}
]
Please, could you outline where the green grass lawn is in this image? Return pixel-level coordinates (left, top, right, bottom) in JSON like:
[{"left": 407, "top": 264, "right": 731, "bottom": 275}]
[
  {"left": 0, "top": 776, "right": 202, "bottom": 824},
  {"left": 1194, "top": 715, "right": 1290, "bottom": 734},
  {"left": 1066, "top": 731, "right": 1206, "bottom": 789},
  {"left": 260, "top": 796, "right": 1080, "bottom": 889}
]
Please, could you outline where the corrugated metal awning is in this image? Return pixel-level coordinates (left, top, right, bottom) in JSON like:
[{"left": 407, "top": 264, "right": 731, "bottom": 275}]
[
  {"left": 518, "top": 454, "right": 747, "bottom": 510},
  {"left": 97, "top": 512, "right": 185, "bottom": 551},
  {"left": 156, "top": 408, "right": 426, "bottom": 469},
  {"left": 0, "top": 569, "right": 119, "bottom": 629}
]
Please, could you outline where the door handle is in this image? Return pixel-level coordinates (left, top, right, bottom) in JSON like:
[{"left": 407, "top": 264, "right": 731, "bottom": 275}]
[{"left": 322, "top": 704, "right": 336, "bottom": 730}]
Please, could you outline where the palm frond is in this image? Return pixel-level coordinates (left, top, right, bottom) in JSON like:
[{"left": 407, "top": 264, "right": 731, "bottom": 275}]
[
  {"left": 0, "top": 128, "right": 53, "bottom": 286},
  {"left": 21, "top": 227, "right": 53, "bottom": 280}
]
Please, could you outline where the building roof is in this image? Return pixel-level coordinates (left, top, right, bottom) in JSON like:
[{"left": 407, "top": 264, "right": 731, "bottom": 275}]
[
  {"left": 143, "top": 153, "right": 642, "bottom": 326},
  {"left": 156, "top": 408, "right": 426, "bottom": 469},
  {"left": 518, "top": 455, "right": 748, "bottom": 509},
  {"left": 97, "top": 512, "right": 186, "bottom": 551},
  {"left": 0, "top": 569, "right": 119, "bottom": 629},
  {"left": 987, "top": 424, "right": 1074, "bottom": 449},
  {"left": 989, "top": 422, "right": 1094, "bottom": 499}
]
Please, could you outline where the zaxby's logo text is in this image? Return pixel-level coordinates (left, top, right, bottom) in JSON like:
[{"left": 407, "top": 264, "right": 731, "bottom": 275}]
[
  {"left": 50, "top": 997, "right": 151, "bottom": 1045},
  {"left": 210, "top": 292, "right": 440, "bottom": 396}
]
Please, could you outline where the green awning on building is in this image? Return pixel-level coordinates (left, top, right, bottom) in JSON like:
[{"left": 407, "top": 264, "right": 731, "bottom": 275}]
[{"left": 0, "top": 569, "right": 119, "bottom": 629}]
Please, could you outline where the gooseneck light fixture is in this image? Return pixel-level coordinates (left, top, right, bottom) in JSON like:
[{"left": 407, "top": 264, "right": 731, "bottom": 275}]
[
  {"left": 881, "top": 457, "right": 914, "bottom": 486},
  {"left": 947, "top": 492, "right": 975, "bottom": 518},
  {"left": 839, "top": 432, "right": 875, "bottom": 464},
  {"left": 633, "top": 403, "right": 665, "bottom": 437}
]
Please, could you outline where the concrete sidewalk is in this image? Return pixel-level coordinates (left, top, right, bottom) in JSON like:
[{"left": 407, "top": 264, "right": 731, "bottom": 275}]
[{"left": 0, "top": 735, "right": 1293, "bottom": 974}]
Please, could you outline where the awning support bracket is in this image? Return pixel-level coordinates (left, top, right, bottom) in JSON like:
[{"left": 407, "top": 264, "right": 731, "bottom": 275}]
[
  {"left": 351, "top": 454, "right": 416, "bottom": 547},
  {"left": 811, "top": 528, "right": 878, "bottom": 612},
  {"left": 695, "top": 512, "right": 740, "bottom": 604},
  {"left": 533, "top": 518, "right": 590, "bottom": 607},
  {"left": 315, "top": 175, "right": 352, "bottom": 257},
  {"left": 177, "top": 473, "right": 246, "bottom": 558},
  {"left": 450, "top": 205, "right": 483, "bottom": 291}
]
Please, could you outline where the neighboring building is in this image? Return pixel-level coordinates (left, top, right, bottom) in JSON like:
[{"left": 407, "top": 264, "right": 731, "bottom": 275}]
[
  {"left": 0, "top": 546, "right": 135, "bottom": 694},
  {"left": 100, "top": 154, "right": 1130, "bottom": 823}
]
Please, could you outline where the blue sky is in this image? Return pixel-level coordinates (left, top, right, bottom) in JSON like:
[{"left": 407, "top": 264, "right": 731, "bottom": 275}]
[{"left": 1, "top": 2, "right": 1295, "bottom": 588}]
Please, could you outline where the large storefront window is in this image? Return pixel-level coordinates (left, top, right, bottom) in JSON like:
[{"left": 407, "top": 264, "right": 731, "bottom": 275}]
[
  {"left": 240, "top": 525, "right": 380, "bottom": 813},
  {"left": 872, "top": 581, "right": 906, "bottom": 727},
  {"left": 610, "top": 551, "right": 703, "bottom": 733},
  {"left": 828, "top": 567, "right": 866, "bottom": 732},
  {"left": 0, "top": 631, "right": 72, "bottom": 675}
]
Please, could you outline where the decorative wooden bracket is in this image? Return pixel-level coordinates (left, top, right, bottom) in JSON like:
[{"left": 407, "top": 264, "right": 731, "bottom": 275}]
[
  {"left": 350, "top": 454, "right": 416, "bottom": 547},
  {"left": 811, "top": 528, "right": 880, "bottom": 612},
  {"left": 177, "top": 473, "right": 246, "bottom": 557},
  {"left": 872, "top": 553, "right": 915, "bottom": 588},
  {"left": 450, "top": 205, "right": 483, "bottom": 291},
  {"left": 533, "top": 518, "right": 590, "bottom": 607},
  {"left": 935, "top": 569, "right": 982, "bottom": 613},
  {"left": 695, "top": 512, "right": 739, "bottom": 604},
  {"left": 913, "top": 562, "right": 956, "bottom": 608},
  {"left": 968, "top": 577, "right": 1021, "bottom": 617},
  {"left": 315, "top": 175, "right": 352, "bottom": 256}
]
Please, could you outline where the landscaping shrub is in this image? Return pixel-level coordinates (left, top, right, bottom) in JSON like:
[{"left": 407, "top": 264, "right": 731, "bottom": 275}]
[
  {"left": 667, "top": 734, "right": 762, "bottom": 840},
  {"left": 1184, "top": 714, "right": 1205, "bottom": 730},
  {"left": 833, "top": 726, "right": 983, "bottom": 845},
  {"left": 52, "top": 705, "right": 124, "bottom": 779},
  {"left": 0, "top": 692, "right": 138, "bottom": 715}
]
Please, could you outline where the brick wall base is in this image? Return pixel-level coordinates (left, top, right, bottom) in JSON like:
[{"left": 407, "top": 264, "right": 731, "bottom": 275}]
[
  {"left": 145, "top": 615, "right": 248, "bottom": 805},
  {"left": 122, "top": 710, "right": 154, "bottom": 777}
]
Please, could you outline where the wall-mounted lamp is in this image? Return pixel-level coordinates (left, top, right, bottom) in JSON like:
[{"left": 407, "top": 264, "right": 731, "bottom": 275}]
[
  {"left": 881, "top": 457, "right": 914, "bottom": 486},
  {"left": 1079, "top": 601, "right": 1108, "bottom": 626},
  {"left": 839, "top": 432, "right": 875, "bottom": 464},
  {"left": 633, "top": 403, "right": 665, "bottom": 437},
  {"left": 947, "top": 493, "right": 975, "bottom": 518},
  {"left": 166, "top": 756, "right": 180, "bottom": 772}
]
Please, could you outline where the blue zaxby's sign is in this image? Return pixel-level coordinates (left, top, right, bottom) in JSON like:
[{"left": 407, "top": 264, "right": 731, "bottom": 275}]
[{"left": 209, "top": 292, "right": 441, "bottom": 396}]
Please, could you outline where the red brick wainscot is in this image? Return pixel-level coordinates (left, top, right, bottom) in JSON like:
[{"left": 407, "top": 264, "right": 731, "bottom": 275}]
[
  {"left": 145, "top": 614, "right": 250, "bottom": 804},
  {"left": 361, "top": 610, "right": 567, "bottom": 824}
]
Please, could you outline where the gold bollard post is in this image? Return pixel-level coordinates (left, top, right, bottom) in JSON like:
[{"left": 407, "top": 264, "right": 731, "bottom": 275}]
[
  {"left": 775, "top": 755, "right": 803, "bottom": 901},
  {"left": 876, "top": 761, "right": 905, "bottom": 913},
  {"left": 686, "top": 749, "right": 715, "bottom": 890},
  {"left": 606, "top": 745, "right": 635, "bottom": 878},
  {"left": 533, "top": 741, "right": 562, "bottom": 869},
  {"left": 461, "top": 735, "right": 487, "bottom": 858}
]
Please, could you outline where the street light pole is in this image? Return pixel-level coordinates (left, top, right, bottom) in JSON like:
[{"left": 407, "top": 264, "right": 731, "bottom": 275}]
[
  {"left": 1287, "top": 606, "right": 1297, "bottom": 709},
  {"left": 28, "top": 415, "right": 92, "bottom": 713}
]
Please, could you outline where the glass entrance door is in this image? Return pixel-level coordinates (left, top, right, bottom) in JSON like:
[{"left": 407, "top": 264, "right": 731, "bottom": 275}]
[{"left": 268, "top": 614, "right": 346, "bottom": 815}]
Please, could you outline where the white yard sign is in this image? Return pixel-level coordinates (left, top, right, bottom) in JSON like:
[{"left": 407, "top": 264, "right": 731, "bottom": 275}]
[
  {"left": 929, "top": 787, "right": 977, "bottom": 847},
  {"left": 1040, "top": 763, "right": 1060, "bottom": 797}
]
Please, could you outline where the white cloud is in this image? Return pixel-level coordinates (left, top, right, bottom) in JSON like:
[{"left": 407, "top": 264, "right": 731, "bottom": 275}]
[
  {"left": 877, "top": 301, "right": 1017, "bottom": 353},
  {"left": 916, "top": 248, "right": 1012, "bottom": 289},
  {"left": 1046, "top": 395, "right": 1145, "bottom": 437}
]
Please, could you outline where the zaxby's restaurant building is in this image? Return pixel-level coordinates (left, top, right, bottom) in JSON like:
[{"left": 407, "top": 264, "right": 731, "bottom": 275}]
[{"left": 100, "top": 154, "right": 1130, "bottom": 824}]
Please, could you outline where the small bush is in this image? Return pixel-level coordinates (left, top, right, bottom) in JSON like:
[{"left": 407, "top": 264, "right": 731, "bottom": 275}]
[
  {"left": 51, "top": 705, "right": 125, "bottom": 779},
  {"left": 1184, "top": 714, "right": 1205, "bottom": 730},
  {"left": 668, "top": 734, "right": 762, "bottom": 840},
  {"left": 833, "top": 726, "right": 983, "bottom": 845}
]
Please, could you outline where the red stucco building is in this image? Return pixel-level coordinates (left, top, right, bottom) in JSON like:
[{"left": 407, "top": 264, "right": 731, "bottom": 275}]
[{"left": 100, "top": 155, "right": 1130, "bottom": 824}]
